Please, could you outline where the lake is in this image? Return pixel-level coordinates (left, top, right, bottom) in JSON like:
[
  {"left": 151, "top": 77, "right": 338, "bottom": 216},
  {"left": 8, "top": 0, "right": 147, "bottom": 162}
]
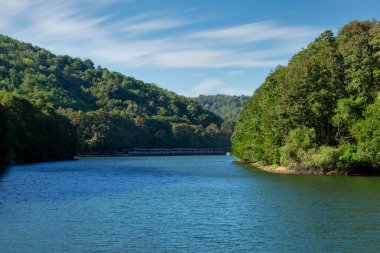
[{"left": 1, "top": 156, "right": 380, "bottom": 252}]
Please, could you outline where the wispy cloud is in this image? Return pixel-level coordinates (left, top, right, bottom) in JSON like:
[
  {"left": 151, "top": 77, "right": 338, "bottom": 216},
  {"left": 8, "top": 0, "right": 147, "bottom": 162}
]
[
  {"left": 0, "top": 0, "right": 322, "bottom": 95},
  {"left": 191, "top": 21, "right": 317, "bottom": 44},
  {"left": 0, "top": 0, "right": 320, "bottom": 69},
  {"left": 122, "top": 19, "right": 186, "bottom": 33},
  {"left": 151, "top": 49, "right": 288, "bottom": 68},
  {"left": 188, "top": 79, "right": 252, "bottom": 97}
]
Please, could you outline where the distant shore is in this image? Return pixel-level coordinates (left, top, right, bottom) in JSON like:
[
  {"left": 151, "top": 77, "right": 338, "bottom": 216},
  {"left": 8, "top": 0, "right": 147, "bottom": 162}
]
[{"left": 80, "top": 147, "right": 231, "bottom": 157}]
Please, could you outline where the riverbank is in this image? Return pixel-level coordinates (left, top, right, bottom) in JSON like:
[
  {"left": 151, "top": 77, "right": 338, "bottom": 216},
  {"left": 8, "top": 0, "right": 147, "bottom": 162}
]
[
  {"left": 237, "top": 159, "right": 328, "bottom": 175},
  {"left": 238, "top": 159, "right": 380, "bottom": 176}
]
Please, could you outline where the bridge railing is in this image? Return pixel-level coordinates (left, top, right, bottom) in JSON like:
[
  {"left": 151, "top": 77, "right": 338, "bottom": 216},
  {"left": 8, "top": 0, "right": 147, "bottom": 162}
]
[
  {"left": 128, "top": 147, "right": 231, "bottom": 156},
  {"left": 79, "top": 147, "right": 231, "bottom": 157}
]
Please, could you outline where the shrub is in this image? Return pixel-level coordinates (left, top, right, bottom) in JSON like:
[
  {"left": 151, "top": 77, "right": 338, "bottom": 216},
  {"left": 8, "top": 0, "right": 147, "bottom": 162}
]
[
  {"left": 301, "top": 146, "right": 339, "bottom": 172},
  {"left": 280, "top": 126, "right": 316, "bottom": 168}
]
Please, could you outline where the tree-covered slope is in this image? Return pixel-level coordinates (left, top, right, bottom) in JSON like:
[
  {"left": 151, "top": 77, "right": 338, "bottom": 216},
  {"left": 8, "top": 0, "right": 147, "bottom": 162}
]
[
  {"left": 193, "top": 94, "right": 250, "bottom": 121},
  {"left": 232, "top": 20, "right": 380, "bottom": 174},
  {"left": 0, "top": 92, "right": 77, "bottom": 165},
  {"left": 0, "top": 34, "right": 230, "bottom": 165}
]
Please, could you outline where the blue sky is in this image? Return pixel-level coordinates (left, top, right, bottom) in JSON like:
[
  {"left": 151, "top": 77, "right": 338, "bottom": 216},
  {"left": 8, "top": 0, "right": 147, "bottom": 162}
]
[{"left": 1, "top": 0, "right": 379, "bottom": 96}]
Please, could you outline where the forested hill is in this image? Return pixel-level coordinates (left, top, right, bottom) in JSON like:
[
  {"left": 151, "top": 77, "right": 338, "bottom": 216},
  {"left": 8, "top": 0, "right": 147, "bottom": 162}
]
[
  {"left": 232, "top": 20, "right": 380, "bottom": 175},
  {"left": 193, "top": 95, "right": 250, "bottom": 121},
  {"left": 0, "top": 34, "right": 230, "bottom": 166}
]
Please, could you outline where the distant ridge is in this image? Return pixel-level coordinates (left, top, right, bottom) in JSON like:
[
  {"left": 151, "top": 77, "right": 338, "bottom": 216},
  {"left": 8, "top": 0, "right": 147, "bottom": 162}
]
[{"left": 192, "top": 94, "right": 250, "bottom": 122}]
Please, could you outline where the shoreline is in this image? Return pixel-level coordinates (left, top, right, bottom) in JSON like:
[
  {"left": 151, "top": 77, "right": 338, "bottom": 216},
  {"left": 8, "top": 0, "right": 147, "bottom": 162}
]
[
  {"left": 237, "top": 159, "right": 380, "bottom": 176},
  {"left": 236, "top": 159, "right": 329, "bottom": 176},
  {"left": 251, "top": 163, "right": 326, "bottom": 175}
]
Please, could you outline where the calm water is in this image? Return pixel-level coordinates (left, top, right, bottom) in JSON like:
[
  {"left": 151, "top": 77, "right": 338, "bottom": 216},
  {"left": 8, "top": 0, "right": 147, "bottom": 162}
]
[{"left": 1, "top": 156, "right": 380, "bottom": 252}]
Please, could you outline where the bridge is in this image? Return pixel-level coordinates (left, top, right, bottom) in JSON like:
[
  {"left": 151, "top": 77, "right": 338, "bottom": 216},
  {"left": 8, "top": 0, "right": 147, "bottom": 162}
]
[
  {"left": 79, "top": 147, "right": 232, "bottom": 157},
  {"left": 128, "top": 147, "right": 231, "bottom": 156}
]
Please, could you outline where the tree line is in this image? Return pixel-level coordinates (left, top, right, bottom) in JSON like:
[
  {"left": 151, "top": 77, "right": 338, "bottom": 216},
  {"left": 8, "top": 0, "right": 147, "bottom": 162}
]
[
  {"left": 232, "top": 20, "right": 380, "bottom": 174},
  {"left": 0, "top": 92, "right": 77, "bottom": 167}
]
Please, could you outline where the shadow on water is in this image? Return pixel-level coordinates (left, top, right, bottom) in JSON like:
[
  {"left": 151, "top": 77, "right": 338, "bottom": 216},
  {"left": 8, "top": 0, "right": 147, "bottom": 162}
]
[
  {"left": 234, "top": 160, "right": 380, "bottom": 194},
  {"left": 0, "top": 166, "right": 9, "bottom": 180}
]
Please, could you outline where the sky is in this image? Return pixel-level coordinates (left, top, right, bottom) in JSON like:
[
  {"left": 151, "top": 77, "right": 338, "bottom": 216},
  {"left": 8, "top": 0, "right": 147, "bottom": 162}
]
[{"left": 0, "top": 0, "right": 380, "bottom": 97}]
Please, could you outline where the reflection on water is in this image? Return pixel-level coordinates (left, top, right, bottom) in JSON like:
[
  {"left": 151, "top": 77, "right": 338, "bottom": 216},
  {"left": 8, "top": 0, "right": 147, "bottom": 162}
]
[
  {"left": 1, "top": 156, "right": 380, "bottom": 252},
  {"left": 0, "top": 166, "right": 8, "bottom": 180}
]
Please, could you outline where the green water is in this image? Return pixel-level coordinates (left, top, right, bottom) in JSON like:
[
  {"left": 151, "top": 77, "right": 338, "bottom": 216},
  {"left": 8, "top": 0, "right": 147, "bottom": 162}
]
[{"left": 0, "top": 156, "right": 380, "bottom": 252}]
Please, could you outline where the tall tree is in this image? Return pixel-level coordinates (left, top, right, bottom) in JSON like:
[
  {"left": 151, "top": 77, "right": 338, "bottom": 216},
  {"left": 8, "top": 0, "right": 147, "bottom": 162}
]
[{"left": 233, "top": 20, "right": 380, "bottom": 174}]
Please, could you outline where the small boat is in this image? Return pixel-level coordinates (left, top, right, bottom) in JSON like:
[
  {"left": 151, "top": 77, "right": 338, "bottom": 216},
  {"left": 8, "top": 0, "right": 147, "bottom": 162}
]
[{"left": 226, "top": 152, "right": 231, "bottom": 156}]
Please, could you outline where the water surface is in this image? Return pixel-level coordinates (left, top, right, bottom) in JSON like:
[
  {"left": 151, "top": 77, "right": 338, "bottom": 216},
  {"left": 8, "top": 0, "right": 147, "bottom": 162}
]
[{"left": 1, "top": 156, "right": 380, "bottom": 252}]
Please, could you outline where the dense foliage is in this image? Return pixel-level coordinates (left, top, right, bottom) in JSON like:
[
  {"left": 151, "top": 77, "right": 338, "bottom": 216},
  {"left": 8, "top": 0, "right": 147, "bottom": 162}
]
[
  {"left": 0, "top": 34, "right": 229, "bottom": 165},
  {"left": 232, "top": 20, "right": 380, "bottom": 174},
  {"left": 0, "top": 92, "right": 77, "bottom": 165},
  {"left": 193, "top": 94, "right": 250, "bottom": 121}
]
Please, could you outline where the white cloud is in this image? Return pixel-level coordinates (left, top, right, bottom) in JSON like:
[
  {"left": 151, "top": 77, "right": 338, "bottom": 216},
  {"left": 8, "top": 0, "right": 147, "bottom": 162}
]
[
  {"left": 0, "top": 0, "right": 323, "bottom": 95},
  {"left": 191, "top": 21, "right": 319, "bottom": 44},
  {"left": 0, "top": 0, "right": 321, "bottom": 70},
  {"left": 149, "top": 48, "right": 290, "bottom": 68},
  {"left": 227, "top": 70, "right": 246, "bottom": 76},
  {"left": 122, "top": 19, "right": 186, "bottom": 33},
  {"left": 187, "top": 79, "right": 252, "bottom": 97}
]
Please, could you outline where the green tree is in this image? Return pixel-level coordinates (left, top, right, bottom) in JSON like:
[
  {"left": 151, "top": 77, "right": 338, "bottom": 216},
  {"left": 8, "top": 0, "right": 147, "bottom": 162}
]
[
  {"left": 0, "top": 103, "right": 14, "bottom": 167},
  {"left": 233, "top": 20, "right": 380, "bottom": 174},
  {"left": 0, "top": 33, "right": 228, "bottom": 159},
  {"left": 351, "top": 94, "right": 380, "bottom": 167}
]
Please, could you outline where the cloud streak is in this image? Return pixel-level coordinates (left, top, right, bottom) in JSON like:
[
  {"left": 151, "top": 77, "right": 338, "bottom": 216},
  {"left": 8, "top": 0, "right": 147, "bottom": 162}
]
[
  {"left": 0, "top": 0, "right": 324, "bottom": 95},
  {"left": 0, "top": 0, "right": 321, "bottom": 69},
  {"left": 189, "top": 79, "right": 252, "bottom": 97},
  {"left": 122, "top": 18, "right": 186, "bottom": 33},
  {"left": 191, "top": 21, "right": 317, "bottom": 44}
]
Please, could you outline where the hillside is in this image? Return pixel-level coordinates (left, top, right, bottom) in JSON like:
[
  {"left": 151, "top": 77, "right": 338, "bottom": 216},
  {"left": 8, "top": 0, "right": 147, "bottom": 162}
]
[
  {"left": 232, "top": 20, "right": 380, "bottom": 175},
  {"left": 193, "top": 94, "right": 250, "bottom": 121},
  {"left": 0, "top": 35, "right": 230, "bottom": 165}
]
